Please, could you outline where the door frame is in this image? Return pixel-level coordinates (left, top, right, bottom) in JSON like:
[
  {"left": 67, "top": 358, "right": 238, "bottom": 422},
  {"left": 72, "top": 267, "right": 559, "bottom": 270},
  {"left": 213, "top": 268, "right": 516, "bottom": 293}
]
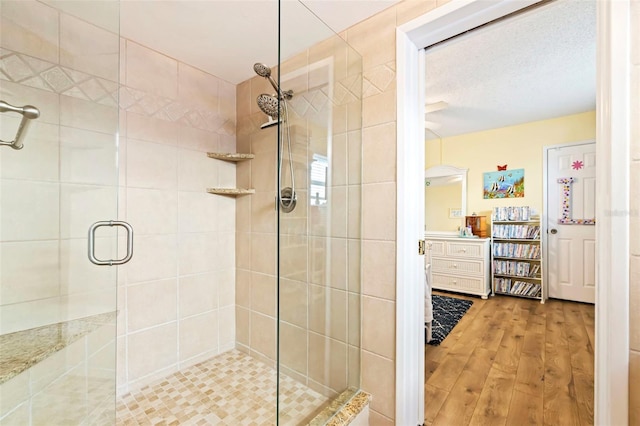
[
  {"left": 542, "top": 139, "right": 596, "bottom": 302},
  {"left": 395, "top": 1, "right": 631, "bottom": 425}
]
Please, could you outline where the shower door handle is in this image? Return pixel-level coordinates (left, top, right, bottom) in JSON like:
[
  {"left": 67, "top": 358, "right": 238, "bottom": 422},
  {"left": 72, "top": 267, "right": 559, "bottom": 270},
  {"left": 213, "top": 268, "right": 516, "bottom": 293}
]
[{"left": 88, "top": 221, "right": 134, "bottom": 266}]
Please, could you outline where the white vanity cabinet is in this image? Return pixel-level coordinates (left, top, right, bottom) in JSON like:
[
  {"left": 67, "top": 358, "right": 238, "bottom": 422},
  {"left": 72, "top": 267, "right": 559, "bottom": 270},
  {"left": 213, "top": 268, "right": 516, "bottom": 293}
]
[{"left": 426, "top": 236, "right": 491, "bottom": 299}]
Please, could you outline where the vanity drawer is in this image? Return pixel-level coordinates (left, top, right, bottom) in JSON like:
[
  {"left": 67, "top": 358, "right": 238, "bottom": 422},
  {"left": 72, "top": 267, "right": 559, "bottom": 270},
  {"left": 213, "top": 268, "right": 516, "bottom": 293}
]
[
  {"left": 432, "top": 273, "right": 485, "bottom": 293},
  {"left": 431, "top": 257, "right": 484, "bottom": 276},
  {"left": 428, "top": 240, "right": 446, "bottom": 256},
  {"left": 446, "top": 241, "right": 485, "bottom": 259}
]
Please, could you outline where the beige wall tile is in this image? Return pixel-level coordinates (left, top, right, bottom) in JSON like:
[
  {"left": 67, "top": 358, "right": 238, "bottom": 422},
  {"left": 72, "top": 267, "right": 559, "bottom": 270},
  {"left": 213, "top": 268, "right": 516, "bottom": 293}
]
[
  {"left": 329, "top": 238, "right": 348, "bottom": 290},
  {"left": 127, "top": 279, "right": 177, "bottom": 332},
  {"left": 60, "top": 14, "right": 118, "bottom": 81},
  {"left": 363, "top": 89, "right": 397, "bottom": 128},
  {"left": 362, "top": 182, "right": 396, "bottom": 241},
  {"left": 251, "top": 191, "right": 277, "bottom": 233},
  {"left": 0, "top": 80, "right": 60, "bottom": 125},
  {"left": 1, "top": 181, "right": 59, "bottom": 241},
  {"left": 345, "top": 8, "right": 396, "bottom": 70},
  {"left": 178, "top": 273, "right": 217, "bottom": 318},
  {"left": 178, "top": 191, "right": 219, "bottom": 234},
  {"left": 308, "top": 332, "right": 348, "bottom": 392},
  {"left": 396, "top": 0, "right": 437, "bottom": 26},
  {"left": 368, "top": 409, "right": 394, "bottom": 426},
  {"left": 280, "top": 278, "right": 308, "bottom": 329},
  {"left": 236, "top": 232, "right": 252, "bottom": 270},
  {"left": 0, "top": 373, "right": 29, "bottom": 419},
  {"left": 251, "top": 150, "right": 277, "bottom": 192},
  {"left": 362, "top": 350, "right": 395, "bottom": 419},
  {"left": 631, "top": 350, "right": 640, "bottom": 424},
  {"left": 281, "top": 234, "right": 308, "bottom": 282},
  {"left": 127, "top": 112, "right": 179, "bottom": 146},
  {"left": 60, "top": 95, "right": 118, "bottom": 135},
  {"left": 178, "top": 63, "right": 220, "bottom": 111},
  {"left": 348, "top": 293, "right": 361, "bottom": 347},
  {"left": 348, "top": 239, "right": 362, "bottom": 294},
  {"left": 127, "top": 323, "right": 177, "bottom": 381},
  {"left": 250, "top": 233, "right": 276, "bottom": 275},
  {"left": 309, "top": 284, "right": 347, "bottom": 342},
  {"left": 280, "top": 322, "right": 308, "bottom": 375},
  {"left": 125, "top": 41, "right": 178, "bottom": 99},
  {"left": 631, "top": 255, "right": 640, "bottom": 351},
  {"left": 348, "top": 185, "right": 362, "bottom": 239},
  {"left": 363, "top": 240, "right": 396, "bottom": 300},
  {"left": 348, "top": 344, "right": 361, "bottom": 389},
  {"left": 236, "top": 80, "right": 252, "bottom": 120},
  {"left": 179, "top": 311, "right": 218, "bottom": 362},
  {"left": 348, "top": 130, "right": 363, "bottom": 185},
  {"left": 178, "top": 125, "right": 220, "bottom": 152},
  {"left": 59, "top": 184, "right": 117, "bottom": 238},
  {"left": 362, "top": 296, "right": 395, "bottom": 359},
  {"left": 1, "top": 0, "right": 59, "bottom": 63},
  {"left": 126, "top": 188, "right": 177, "bottom": 235},
  {"left": 177, "top": 147, "right": 219, "bottom": 191},
  {"left": 332, "top": 133, "right": 348, "bottom": 186},
  {"left": 250, "top": 312, "right": 276, "bottom": 360},
  {"left": 236, "top": 269, "right": 251, "bottom": 308},
  {"left": 363, "top": 123, "right": 396, "bottom": 184},
  {"left": 178, "top": 232, "right": 220, "bottom": 275},
  {"left": 251, "top": 272, "right": 276, "bottom": 317},
  {"left": 124, "top": 234, "right": 177, "bottom": 284},
  {"left": 2, "top": 119, "right": 59, "bottom": 182},
  {"left": 0, "top": 240, "right": 60, "bottom": 305},
  {"left": 236, "top": 306, "right": 250, "bottom": 347},
  {"left": 632, "top": 67, "right": 640, "bottom": 161},
  {"left": 60, "top": 126, "right": 117, "bottom": 186},
  {"left": 331, "top": 186, "right": 348, "bottom": 238}
]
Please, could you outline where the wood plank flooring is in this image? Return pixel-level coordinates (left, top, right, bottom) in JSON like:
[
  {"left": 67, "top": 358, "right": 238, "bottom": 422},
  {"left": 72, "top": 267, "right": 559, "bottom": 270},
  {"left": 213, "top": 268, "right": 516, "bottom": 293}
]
[{"left": 425, "top": 291, "right": 594, "bottom": 426}]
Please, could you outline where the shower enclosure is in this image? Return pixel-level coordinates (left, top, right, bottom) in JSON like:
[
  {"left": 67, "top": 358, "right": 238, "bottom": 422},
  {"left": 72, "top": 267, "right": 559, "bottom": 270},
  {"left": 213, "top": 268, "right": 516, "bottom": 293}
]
[{"left": 0, "top": 1, "right": 363, "bottom": 424}]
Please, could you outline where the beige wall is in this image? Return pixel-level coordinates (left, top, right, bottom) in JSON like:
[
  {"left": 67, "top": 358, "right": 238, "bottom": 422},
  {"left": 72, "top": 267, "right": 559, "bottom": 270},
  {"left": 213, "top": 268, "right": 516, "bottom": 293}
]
[
  {"left": 629, "top": 0, "right": 640, "bottom": 423},
  {"left": 426, "top": 111, "right": 596, "bottom": 221},
  {"left": 116, "top": 41, "right": 237, "bottom": 394}
]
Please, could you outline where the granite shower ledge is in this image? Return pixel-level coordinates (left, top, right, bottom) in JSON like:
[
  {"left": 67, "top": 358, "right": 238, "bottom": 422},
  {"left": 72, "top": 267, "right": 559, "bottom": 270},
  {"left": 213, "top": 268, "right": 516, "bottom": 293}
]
[
  {"left": 0, "top": 311, "right": 116, "bottom": 385},
  {"left": 206, "top": 188, "right": 255, "bottom": 196}
]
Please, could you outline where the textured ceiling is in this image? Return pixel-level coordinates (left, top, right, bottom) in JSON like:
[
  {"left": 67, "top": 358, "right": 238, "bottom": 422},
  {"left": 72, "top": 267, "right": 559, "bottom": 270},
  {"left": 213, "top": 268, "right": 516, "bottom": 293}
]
[{"left": 424, "top": 0, "right": 596, "bottom": 138}]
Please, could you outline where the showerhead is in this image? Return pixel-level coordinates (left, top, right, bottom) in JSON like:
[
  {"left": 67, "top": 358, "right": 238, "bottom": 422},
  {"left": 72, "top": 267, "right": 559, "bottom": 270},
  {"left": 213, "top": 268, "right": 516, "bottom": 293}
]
[
  {"left": 253, "top": 63, "right": 272, "bottom": 78},
  {"left": 256, "top": 94, "right": 282, "bottom": 118}
]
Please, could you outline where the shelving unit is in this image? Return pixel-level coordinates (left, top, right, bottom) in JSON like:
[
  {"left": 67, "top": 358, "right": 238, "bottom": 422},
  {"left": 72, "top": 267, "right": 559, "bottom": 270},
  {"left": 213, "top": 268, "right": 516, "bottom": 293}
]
[
  {"left": 491, "top": 219, "right": 544, "bottom": 303},
  {"left": 206, "top": 152, "right": 254, "bottom": 196}
]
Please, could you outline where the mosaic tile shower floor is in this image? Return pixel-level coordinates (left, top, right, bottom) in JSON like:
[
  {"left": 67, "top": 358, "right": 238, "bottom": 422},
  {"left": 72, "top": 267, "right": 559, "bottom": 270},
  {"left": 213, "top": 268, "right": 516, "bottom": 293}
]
[{"left": 116, "top": 350, "right": 330, "bottom": 425}]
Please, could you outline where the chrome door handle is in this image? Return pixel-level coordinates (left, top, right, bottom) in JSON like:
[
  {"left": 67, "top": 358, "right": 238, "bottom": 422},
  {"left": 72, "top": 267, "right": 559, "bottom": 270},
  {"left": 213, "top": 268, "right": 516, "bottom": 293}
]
[{"left": 88, "top": 221, "right": 134, "bottom": 266}]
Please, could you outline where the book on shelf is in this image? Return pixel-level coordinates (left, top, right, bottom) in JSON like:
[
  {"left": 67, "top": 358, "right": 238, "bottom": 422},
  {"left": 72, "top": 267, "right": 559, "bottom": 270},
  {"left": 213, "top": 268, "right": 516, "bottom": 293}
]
[{"left": 492, "top": 224, "right": 541, "bottom": 239}]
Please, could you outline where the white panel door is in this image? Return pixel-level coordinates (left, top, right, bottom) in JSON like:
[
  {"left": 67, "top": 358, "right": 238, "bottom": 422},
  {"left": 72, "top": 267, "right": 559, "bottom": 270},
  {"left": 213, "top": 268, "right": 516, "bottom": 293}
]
[{"left": 546, "top": 142, "right": 596, "bottom": 303}]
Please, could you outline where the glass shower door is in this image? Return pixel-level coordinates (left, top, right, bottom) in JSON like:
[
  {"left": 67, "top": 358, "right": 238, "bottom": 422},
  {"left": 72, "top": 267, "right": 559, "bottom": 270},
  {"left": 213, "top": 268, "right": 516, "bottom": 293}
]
[{"left": 0, "top": 1, "right": 121, "bottom": 423}]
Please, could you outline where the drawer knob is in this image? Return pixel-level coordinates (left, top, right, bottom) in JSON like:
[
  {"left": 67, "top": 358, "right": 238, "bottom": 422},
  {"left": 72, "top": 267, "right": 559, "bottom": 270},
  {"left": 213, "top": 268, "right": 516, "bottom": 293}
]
[
  {"left": 452, "top": 264, "right": 458, "bottom": 268},
  {"left": 460, "top": 249, "right": 466, "bottom": 252}
]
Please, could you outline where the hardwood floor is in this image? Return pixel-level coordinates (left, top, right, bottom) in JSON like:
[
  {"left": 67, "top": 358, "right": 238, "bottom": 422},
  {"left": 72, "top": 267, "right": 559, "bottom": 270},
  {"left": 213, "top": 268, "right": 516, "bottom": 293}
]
[{"left": 425, "top": 291, "right": 594, "bottom": 426}]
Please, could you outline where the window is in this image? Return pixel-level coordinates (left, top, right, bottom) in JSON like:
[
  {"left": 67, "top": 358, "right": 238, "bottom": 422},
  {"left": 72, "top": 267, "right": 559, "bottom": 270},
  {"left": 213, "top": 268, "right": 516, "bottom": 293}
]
[{"left": 309, "top": 154, "right": 328, "bottom": 206}]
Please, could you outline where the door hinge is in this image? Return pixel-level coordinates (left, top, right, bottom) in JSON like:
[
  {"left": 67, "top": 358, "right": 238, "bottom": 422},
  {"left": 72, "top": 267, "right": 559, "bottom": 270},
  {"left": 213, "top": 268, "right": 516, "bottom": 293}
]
[{"left": 418, "top": 239, "right": 425, "bottom": 255}]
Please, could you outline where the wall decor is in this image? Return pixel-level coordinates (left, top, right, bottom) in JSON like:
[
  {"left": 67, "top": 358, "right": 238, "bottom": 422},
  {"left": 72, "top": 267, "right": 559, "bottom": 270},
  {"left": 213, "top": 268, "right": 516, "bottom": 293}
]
[
  {"left": 483, "top": 168, "right": 525, "bottom": 199},
  {"left": 557, "top": 177, "right": 596, "bottom": 225}
]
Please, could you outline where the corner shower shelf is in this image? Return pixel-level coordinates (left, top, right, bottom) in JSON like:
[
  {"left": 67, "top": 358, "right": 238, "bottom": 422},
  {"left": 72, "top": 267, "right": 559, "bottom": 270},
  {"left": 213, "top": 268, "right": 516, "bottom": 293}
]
[
  {"left": 207, "top": 152, "right": 255, "bottom": 162},
  {"left": 207, "top": 188, "right": 255, "bottom": 196}
]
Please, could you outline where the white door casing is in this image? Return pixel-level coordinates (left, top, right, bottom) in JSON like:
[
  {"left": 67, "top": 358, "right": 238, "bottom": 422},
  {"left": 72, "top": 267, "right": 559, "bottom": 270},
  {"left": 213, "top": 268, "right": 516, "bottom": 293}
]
[
  {"left": 396, "top": 1, "right": 630, "bottom": 425},
  {"left": 546, "top": 142, "right": 597, "bottom": 303}
]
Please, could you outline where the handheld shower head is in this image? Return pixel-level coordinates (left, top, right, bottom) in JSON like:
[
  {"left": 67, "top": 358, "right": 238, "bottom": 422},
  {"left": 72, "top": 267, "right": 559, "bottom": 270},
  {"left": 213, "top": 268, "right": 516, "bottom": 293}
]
[
  {"left": 256, "top": 94, "right": 282, "bottom": 118},
  {"left": 253, "top": 63, "right": 272, "bottom": 78}
]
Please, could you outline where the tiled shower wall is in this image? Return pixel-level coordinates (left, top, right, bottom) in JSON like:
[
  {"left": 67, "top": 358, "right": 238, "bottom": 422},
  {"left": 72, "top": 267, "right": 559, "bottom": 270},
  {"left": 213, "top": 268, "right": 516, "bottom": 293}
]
[
  {"left": 117, "top": 40, "right": 237, "bottom": 394},
  {"left": 235, "top": 35, "right": 363, "bottom": 398},
  {"left": 629, "top": 1, "right": 640, "bottom": 423}
]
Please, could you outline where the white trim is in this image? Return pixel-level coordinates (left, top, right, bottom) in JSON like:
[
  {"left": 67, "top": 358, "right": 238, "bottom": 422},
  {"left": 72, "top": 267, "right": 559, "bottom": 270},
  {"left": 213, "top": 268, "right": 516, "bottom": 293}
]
[
  {"left": 396, "top": 0, "right": 630, "bottom": 424},
  {"left": 395, "top": 26, "right": 426, "bottom": 426},
  {"left": 595, "top": 0, "right": 630, "bottom": 424}
]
